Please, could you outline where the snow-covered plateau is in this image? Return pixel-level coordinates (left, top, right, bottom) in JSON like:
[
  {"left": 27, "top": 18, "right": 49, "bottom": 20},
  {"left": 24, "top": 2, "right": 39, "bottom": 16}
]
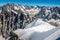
[{"left": 13, "top": 18, "right": 60, "bottom": 40}]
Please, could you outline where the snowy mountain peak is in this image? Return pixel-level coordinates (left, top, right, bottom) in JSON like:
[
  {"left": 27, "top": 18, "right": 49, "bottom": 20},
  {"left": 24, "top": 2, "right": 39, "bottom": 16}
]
[{"left": 0, "top": 3, "right": 60, "bottom": 20}]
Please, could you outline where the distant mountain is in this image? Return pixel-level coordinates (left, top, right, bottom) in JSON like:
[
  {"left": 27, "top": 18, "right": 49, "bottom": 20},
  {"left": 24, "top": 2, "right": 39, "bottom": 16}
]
[
  {"left": 0, "top": 3, "right": 60, "bottom": 26},
  {"left": 0, "top": 3, "right": 60, "bottom": 17}
]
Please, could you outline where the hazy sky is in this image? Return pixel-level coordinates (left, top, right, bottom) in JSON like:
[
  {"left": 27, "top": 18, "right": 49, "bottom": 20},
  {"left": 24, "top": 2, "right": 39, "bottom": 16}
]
[{"left": 0, "top": 0, "right": 60, "bottom": 6}]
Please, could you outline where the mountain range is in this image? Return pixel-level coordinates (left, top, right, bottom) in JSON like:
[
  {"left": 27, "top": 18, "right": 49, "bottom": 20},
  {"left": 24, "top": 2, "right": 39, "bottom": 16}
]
[{"left": 0, "top": 3, "right": 60, "bottom": 26}]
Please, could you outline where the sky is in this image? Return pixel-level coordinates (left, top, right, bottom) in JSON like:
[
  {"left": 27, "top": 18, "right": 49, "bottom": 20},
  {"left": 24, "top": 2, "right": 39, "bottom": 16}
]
[{"left": 0, "top": 0, "right": 60, "bottom": 6}]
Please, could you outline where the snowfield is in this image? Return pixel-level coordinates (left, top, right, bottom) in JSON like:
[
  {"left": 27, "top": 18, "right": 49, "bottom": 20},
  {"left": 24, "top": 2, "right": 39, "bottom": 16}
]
[
  {"left": 13, "top": 18, "right": 60, "bottom": 40},
  {"left": 25, "top": 18, "right": 55, "bottom": 29},
  {"left": 44, "top": 29, "right": 60, "bottom": 40}
]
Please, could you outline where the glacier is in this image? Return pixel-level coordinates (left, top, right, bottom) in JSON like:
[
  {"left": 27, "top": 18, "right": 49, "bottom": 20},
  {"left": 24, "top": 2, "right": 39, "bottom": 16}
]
[{"left": 12, "top": 18, "right": 60, "bottom": 40}]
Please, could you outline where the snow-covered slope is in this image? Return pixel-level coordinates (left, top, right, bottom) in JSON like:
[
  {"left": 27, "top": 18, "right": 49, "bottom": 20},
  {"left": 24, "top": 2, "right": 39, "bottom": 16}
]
[
  {"left": 25, "top": 18, "right": 55, "bottom": 29},
  {"left": 13, "top": 28, "right": 59, "bottom": 40},
  {"left": 44, "top": 29, "right": 60, "bottom": 40},
  {"left": 13, "top": 18, "right": 58, "bottom": 40}
]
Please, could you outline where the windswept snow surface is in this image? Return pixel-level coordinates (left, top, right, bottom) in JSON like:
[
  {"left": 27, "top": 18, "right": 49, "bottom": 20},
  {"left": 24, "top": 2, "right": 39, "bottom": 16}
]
[
  {"left": 13, "top": 18, "right": 59, "bottom": 40},
  {"left": 25, "top": 18, "right": 55, "bottom": 29},
  {"left": 44, "top": 29, "right": 60, "bottom": 40}
]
